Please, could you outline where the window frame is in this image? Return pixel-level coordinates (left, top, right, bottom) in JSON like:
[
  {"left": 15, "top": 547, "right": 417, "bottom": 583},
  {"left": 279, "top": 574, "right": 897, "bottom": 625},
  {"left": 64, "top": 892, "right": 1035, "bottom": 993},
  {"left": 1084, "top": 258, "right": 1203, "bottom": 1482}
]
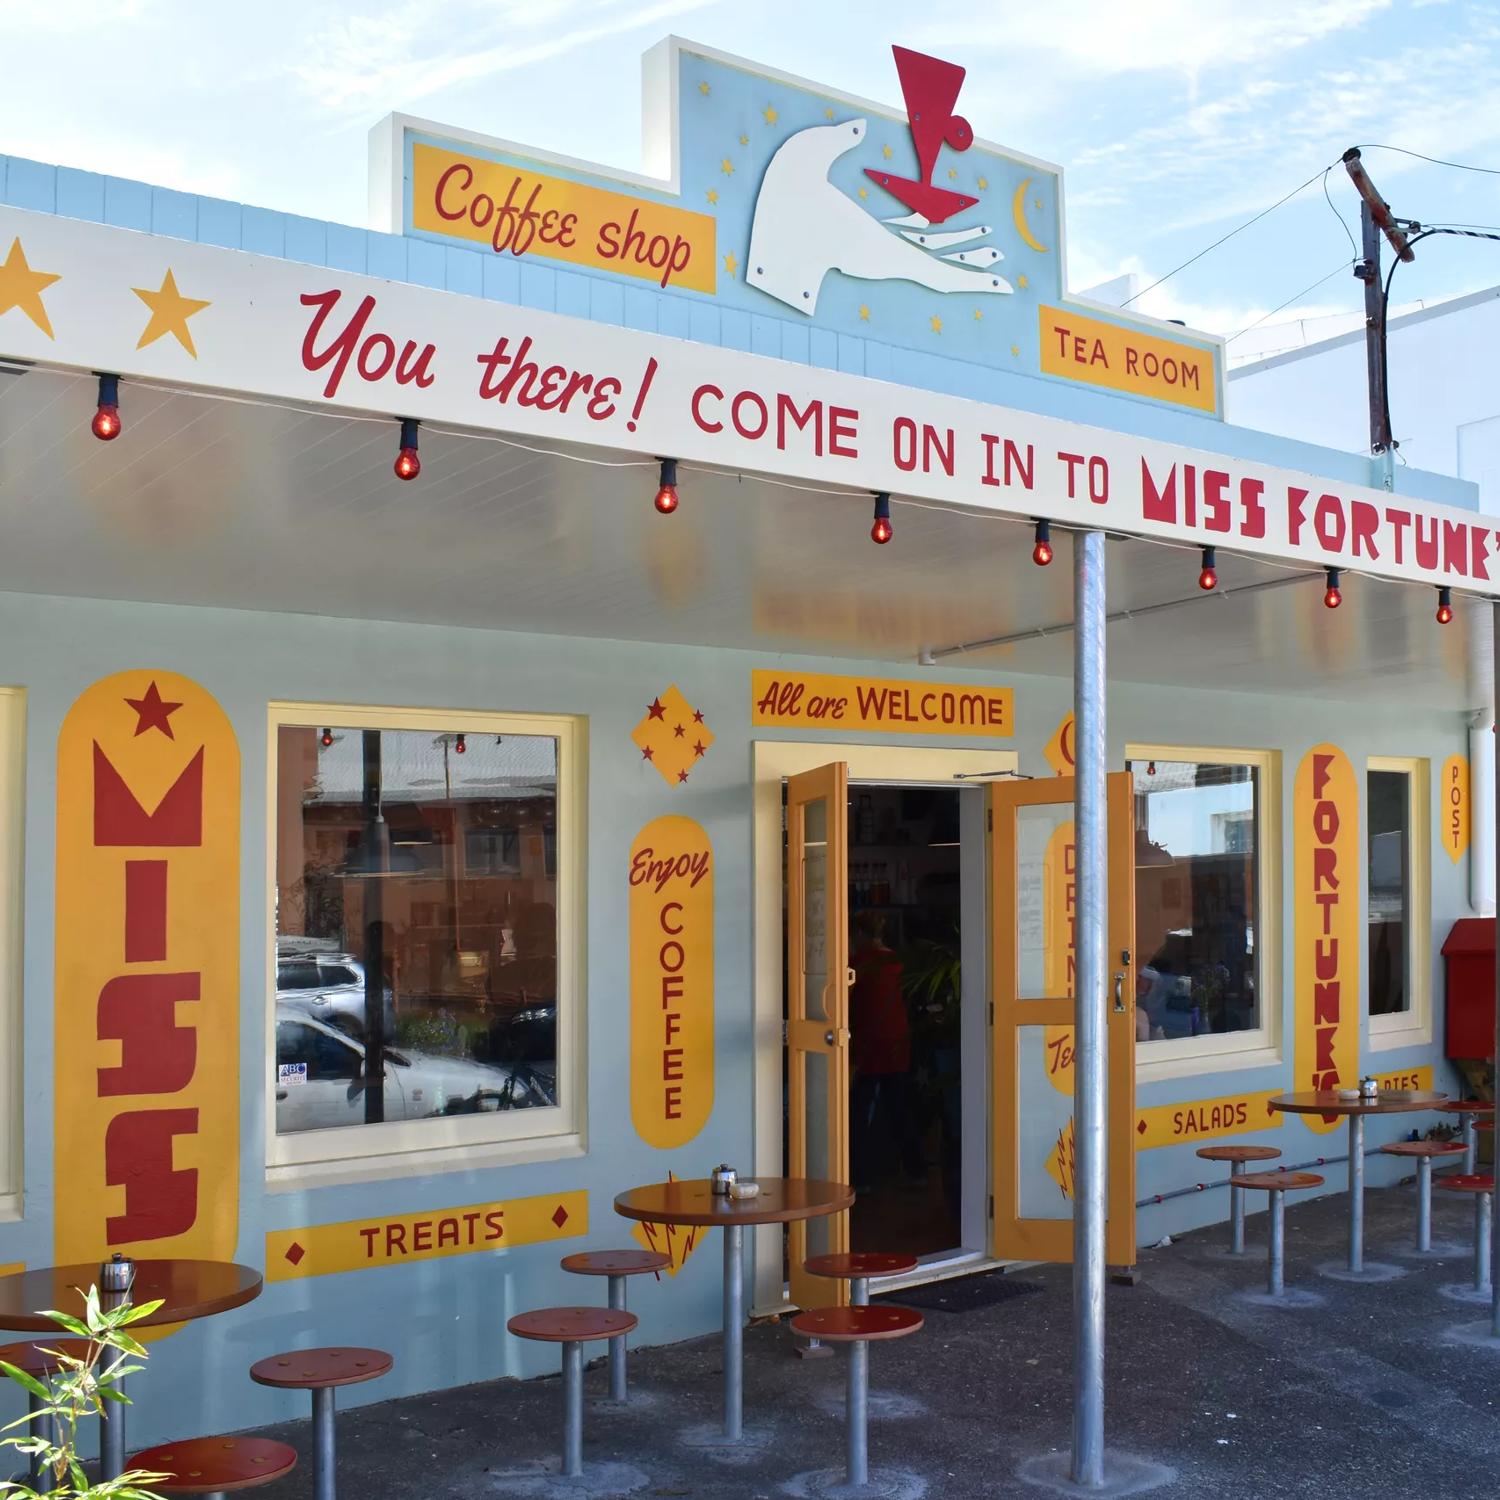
[
  {"left": 1125, "top": 743, "right": 1283, "bottom": 1082},
  {"left": 0, "top": 688, "right": 22, "bottom": 1220},
  {"left": 265, "top": 702, "right": 587, "bottom": 1186},
  {"left": 1367, "top": 755, "right": 1431, "bottom": 1050}
]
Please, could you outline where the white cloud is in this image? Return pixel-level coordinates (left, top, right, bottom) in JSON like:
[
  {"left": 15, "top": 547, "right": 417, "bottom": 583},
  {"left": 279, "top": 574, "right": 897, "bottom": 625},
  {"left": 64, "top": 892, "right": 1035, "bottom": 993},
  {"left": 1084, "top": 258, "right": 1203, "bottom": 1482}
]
[{"left": 2, "top": 0, "right": 154, "bottom": 32}]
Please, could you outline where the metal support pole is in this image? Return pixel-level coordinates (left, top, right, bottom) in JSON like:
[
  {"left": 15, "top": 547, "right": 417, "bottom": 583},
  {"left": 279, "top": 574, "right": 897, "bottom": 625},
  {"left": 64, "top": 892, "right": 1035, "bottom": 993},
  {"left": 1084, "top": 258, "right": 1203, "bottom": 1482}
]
[
  {"left": 1070, "top": 529, "right": 1108, "bottom": 1489},
  {"left": 1493, "top": 598, "right": 1500, "bottom": 1337},
  {"left": 846, "top": 1339, "right": 870, "bottom": 1488},
  {"left": 1347, "top": 1115, "right": 1365, "bottom": 1273},
  {"left": 97, "top": 1351, "right": 125, "bottom": 1481},
  {"left": 1464, "top": 1116, "right": 1477, "bottom": 1176},
  {"left": 1479, "top": 1194, "right": 1494, "bottom": 1296},
  {"left": 311, "top": 1385, "right": 336, "bottom": 1500},
  {"left": 562, "top": 1341, "right": 583, "bottom": 1478},
  {"left": 1268, "top": 1191, "right": 1285, "bottom": 1297},
  {"left": 27, "top": 1390, "right": 53, "bottom": 1495},
  {"left": 1417, "top": 1156, "right": 1433, "bottom": 1254},
  {"left": 1229, "top": 1163, "right": 1246, "bottom": 1256},
  {"left": 607, "top": 1274, "right": 628, "bottom": 1403},
  {"left": 851, "top": 1276, "right": 869, "bottom": 1307},
  {"left": 723, "top": 1224, "right": 744, "bottom": 1440}
]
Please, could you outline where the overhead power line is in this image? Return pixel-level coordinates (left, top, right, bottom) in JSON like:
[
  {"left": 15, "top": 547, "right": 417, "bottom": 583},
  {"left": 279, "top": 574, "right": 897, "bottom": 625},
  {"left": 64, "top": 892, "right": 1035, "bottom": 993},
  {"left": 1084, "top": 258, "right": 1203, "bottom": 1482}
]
[
  {"left": 1224, "top": 260, "right": 1356, "bottom": 345},
  {"left": 1355, "top": 143, "right": 1500, "bottom": 177}
]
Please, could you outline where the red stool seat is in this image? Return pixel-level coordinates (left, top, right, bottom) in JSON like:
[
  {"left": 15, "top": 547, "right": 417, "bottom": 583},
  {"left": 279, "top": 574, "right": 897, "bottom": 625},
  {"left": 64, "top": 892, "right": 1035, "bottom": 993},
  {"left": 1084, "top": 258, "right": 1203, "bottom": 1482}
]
[
  {"left": 1195, "top": 1145, "right": 1281, "bottom": 1164},
  {"left": 1235, "top": 1171, "right": 1323, "bottom": 1192},
  {"left": 0, "top": 1339, "right": 92, "bottom": 1379},
  {"left": 790, "top": 1306, "right": 924, "bottom": 1342},
  {"left": 508, "top": 1307, "right": 637, "bottom": 1343},
  {"left": 249, "top": 1347, "right": 392, "bottom": 1390},
  {"left": 131, "top": 1436, "right": 297, "bottom": 1493},
  {"left": 1381, "top": 1140, "right": 1465, "bottom": 1158},
  {"left": 1437, "top": 1173, "right": 1496, "bottom": 1193},
  {"left": 804, "top": 1252, "right": 918, "bottom": 1280},
  {"left": 560, "top": 1250, "right": 669, "bottom": 1276},
  {"left": 1440, "top": 1100, "right": 1494, "bottom": 1115}
]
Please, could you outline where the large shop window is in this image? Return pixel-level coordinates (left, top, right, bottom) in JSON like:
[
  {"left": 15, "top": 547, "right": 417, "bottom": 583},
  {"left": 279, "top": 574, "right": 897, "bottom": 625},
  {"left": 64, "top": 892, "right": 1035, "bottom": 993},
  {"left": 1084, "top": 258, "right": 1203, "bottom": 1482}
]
[
  {"left": 1126, "top": 747, "right": 1280, "bottom": 1069},
  {"left": 268, "top": 707, "right": 584, "bottom": 1175},
  {"left": 1368, "top": 756, "right": 1430, "bottom": 1046},
  {"left": 0, "top": 689, "right": 22, "bottom": 1218}
]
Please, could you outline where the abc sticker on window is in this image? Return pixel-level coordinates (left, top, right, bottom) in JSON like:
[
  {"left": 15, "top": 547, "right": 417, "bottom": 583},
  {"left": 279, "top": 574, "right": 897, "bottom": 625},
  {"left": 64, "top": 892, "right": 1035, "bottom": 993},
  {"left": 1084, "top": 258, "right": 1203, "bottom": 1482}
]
[{"left": 630, "top": 816, "right": 714, "bottom": 1148}]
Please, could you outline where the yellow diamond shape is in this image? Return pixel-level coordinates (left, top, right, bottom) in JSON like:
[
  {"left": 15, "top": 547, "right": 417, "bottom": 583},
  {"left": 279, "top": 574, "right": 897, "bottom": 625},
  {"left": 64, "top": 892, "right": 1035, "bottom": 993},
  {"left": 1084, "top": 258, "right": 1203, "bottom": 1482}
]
[{"left": 631, "top": 685, "right": 715, "bottom": 787}]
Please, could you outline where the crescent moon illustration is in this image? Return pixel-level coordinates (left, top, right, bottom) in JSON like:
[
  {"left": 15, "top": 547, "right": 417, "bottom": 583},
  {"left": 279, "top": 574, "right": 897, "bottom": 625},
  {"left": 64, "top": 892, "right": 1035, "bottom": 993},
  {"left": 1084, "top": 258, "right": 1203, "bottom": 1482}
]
[{"left": 1012, "top": 176, "right": 1050, "bottom": 254}]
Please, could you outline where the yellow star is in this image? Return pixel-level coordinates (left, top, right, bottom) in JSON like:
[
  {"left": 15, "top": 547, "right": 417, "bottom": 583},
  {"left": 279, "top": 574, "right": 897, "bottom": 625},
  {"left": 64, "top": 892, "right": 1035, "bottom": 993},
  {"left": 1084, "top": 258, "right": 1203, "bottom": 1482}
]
[
  {"left": 1017, "top": 273, "right": 1030, "bottom": 289},
  {"left": 882, "top": 144, "right": 893, "bottom": 160},
  {"left": 699, "top": 81, "right": 711, "bottom": 96},
  {"left": 824, "top": 107, "right": 835, "bottom": 120},
  {"left": 723, "top": 251, "right": 738, "bottom": 276},
  {"left": 978, "top": 175, "right": 989, "bottom": 190},
  {"left": 930, "top": 315, "right": 943, "bottom": 334},
  {"left": 973, "top": 308, "right": 984, "bottom": 321},
  {"left": 721, "top": 158, "right": 734, "bottom": 175},
  {"left": 739, "top": 134, "right": 749, "bottom": 146},
  {"left": 948, "top": 168, "right": 957, "bottom": 180},
  {"left": 858, "top": 186, "right": 869, "bottom": 199},
  {"left": 1011, "top": 344, "right": 1021, "bottom": 357},
  {"left": 1035, "top": 196, "right": 1043, "bottom": 210},
  {"left": 133, "top": 269, "right": 210, "bottom": 357},
  {"left": 0, "top": 238, "right": 60, "bottom": 338},
  {"left": 858, "top": 304, "right": 871, "bottom": 322},
  {"left": 763, "top": 106, "right": 778, "bottom": 125},
  {"left": 706, "top": 189, "right": 719, "bottom": 205}
]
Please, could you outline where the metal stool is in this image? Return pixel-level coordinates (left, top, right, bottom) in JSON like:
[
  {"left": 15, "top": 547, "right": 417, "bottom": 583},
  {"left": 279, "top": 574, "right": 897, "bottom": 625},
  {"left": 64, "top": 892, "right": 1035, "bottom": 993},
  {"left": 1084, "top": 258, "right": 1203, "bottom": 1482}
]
[
  {"left": 1195, "top": 1145, "right": 1282, "bottom": 1255},
  {"left": 790, "top": 1305, "right": 923, "bottom": 1489},
  {"left": 249, "top": 1347, "right": 391, "bottom": 1500},
  {"left": 1436, "top": 1174, "right": 1495, "bottom": 1293},
  {"left": 1380, "top": 1139, "right": 1466, "bottom": 1251},
  {"left": 560, "top": 1248, "right": 668, "bottom": 1401},
  {"left": 804, "top": 1251, "right": 918, "bottom": 1306},
  {"left": 1438, "top": 1100, "right": 1493, "bottom": 1175},
  {"left": 129, "top": 1436, "right": 296, "bottom": 1498},
  {"left": 508, "top": 1307, "right": 637, "bottom": 1478},
  {"left": 0, "top": 1338, "right": 91, "bottom": 1494},
  {"left": 1234, "top": 1171, "right": 1324, "bottom": 1295}
]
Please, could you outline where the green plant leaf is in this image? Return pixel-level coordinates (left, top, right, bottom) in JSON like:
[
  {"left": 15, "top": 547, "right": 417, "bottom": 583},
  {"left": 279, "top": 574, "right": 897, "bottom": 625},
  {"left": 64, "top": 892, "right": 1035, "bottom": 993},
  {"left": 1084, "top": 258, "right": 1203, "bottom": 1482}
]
[
  {"left": 38, "top": 1309, "right": 91, "bottom": 1337},
  {"left": 0, "top": 1360, "right": 49, "bottom": 1401}
]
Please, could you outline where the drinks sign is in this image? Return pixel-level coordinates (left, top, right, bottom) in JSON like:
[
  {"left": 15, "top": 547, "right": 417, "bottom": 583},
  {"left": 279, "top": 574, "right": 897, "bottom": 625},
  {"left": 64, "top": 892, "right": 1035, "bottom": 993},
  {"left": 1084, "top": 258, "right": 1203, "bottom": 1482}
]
[{"left": 629, "top": 816, "right": 715, "bottom": 1148}]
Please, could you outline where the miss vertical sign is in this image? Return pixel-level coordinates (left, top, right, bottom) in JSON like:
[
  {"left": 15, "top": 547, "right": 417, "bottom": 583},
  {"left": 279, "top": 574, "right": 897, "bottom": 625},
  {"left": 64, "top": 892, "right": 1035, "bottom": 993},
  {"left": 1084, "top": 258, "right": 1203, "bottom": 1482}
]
[{"left": 629, "top": 816, "right": 715, "bottom": 1147}]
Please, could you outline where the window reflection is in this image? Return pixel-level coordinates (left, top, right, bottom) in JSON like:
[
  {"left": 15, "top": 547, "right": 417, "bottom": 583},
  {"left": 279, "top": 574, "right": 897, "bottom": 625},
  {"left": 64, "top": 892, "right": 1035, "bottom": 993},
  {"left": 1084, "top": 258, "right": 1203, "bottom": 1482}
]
[
  {"left": 1368, "top": 768, "right": 1410, "bottom": 1016},
  {"left": 1129, "top": 759, "right": 1259, "bottom": 1041},
  {"left": 274, "top": 726, "right": 559, "bottom": 1134}
]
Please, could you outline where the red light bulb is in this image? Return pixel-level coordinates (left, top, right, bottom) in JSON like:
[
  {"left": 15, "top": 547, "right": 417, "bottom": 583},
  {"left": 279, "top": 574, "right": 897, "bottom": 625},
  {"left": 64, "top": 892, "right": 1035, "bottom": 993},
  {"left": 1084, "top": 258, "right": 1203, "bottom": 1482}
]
[
  {"left": 1437, "top": 587, "right": 1453, "bottom": 625},
  {"left": 1198, "top": 546, "right": 1217, "bottom": 591},
  {"left": 455, "top": 733, "right": 466, "bottom": 754},
  {"left": 871, "top": 515, "right": 893, "bottom": 544},
  {"left": 320, "top": 728, "right": 334, "bottom": 747},
  {"left": 1324, "top": 581, "right": 1342, "bottom": 609},
  {"left": 1032, "top": 519, "right": 1053, "bottom": 566},
  {"left": 654, "top": 482, "right": 679, "bottom": 514},
  {"left": 395, "top": 446, "right": 420, "bottom": 480},
  {"left": 92, "top": 404, "right": 121, "bottom": 441}
]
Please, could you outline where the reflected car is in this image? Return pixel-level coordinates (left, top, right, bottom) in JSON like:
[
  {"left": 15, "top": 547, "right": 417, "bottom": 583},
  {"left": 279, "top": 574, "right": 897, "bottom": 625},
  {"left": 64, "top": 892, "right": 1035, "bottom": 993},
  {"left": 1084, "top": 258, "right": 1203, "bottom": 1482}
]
[
  {"left": 275, "top": 952, "right": 394, "bottom": 1038},
  {"left": 274, "top": 1007, "right": 555, "bottom": 1132}
]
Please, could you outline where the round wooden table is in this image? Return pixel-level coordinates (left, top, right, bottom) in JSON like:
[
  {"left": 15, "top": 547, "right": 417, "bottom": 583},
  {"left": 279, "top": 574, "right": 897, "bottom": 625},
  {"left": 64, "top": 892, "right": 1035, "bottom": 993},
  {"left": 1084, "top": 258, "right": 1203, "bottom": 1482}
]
[
  {"left": 0, "top": 1259, "right": 263, "bottom": 1481},
  {"left": 1268, "top": 1091, "right": 1448, "bottom": 1274},
  {"left": 615, "top": 1178, "right": 853, "bottom": 1442}
]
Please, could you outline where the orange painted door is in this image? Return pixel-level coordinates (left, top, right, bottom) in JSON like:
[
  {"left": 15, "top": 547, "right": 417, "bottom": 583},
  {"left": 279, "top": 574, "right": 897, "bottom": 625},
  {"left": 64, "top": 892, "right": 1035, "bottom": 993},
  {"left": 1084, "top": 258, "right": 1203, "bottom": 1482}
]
[
  {"left": 990, "top": 773, "right": 1136, "bottom": 1266},
  {"left": 786, "top": 763, "right": 851, "bottom": 1310}
]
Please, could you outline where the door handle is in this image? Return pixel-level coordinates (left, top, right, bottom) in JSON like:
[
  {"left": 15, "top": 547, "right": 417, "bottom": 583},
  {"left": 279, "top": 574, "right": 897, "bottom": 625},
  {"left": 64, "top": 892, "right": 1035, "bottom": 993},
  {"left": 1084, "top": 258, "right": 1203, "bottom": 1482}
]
[
  {"left": 825, "top": 1029, "right": 836, "bottom": 1046},
  {"left": 1113, "top": 972, "right": 1126, "bottom": 1012}
]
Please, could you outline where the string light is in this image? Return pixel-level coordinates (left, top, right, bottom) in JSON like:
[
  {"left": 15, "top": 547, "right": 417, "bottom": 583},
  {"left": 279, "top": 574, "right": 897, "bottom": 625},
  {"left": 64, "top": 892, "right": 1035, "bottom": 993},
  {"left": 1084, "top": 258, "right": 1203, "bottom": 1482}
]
[
  {"left": 1147, "top": 761, "right": 1157, "bottom": 777},
  {"left": 1436, "top": 586, "right": 1453, "bottom": 625},
  {"left": 92, "top": 373, "right": 121, "bottom": 441},
  {"left": 394, "top": 418, "right": 420, "bottom": 480},
  {"left": 320, "top": 728, "right": 334, "bottom": 747},
  {"left": 654, "top": 457, "right": 679, "bottom": 514},
  {"left": 870, "top": 491, "right": 893, "bottom": 544},
  {"left": 1198, "top": 546, "right": 1218, "bottom": 591},
  {"left": 455, "top": 733, "right": 467, "bottom": 754},
  {"left": 1032, "top": 518, "right": 1053, "bottom": 566},
  {"left": 1324, "top": 567, "right": 1342, "bottom": 609}
]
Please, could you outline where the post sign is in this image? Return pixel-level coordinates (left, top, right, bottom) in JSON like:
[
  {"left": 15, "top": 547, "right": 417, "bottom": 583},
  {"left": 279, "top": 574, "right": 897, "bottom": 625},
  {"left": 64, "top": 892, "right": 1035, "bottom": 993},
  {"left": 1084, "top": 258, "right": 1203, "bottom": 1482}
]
[
  {"left": 752, "top": 670, "right": 1013, "bottom": 737},
  {"left": 55, "top": 672, "right": 240, "bottom": 1267},
  {"left": 1293, "top": 744, "right": 1360, "bottom": 1128},
  {"left": 630, "top": 816, "right": 715, "bottom": 1148},
  {"left": 1441, "top": 754, "right": 1470, "bottom": 863}
]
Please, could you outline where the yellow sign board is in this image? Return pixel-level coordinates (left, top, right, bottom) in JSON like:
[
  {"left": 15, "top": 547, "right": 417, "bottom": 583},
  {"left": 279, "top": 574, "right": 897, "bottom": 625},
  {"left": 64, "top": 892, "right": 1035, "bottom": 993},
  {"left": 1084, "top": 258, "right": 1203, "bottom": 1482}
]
[
  {"left": 1043, "top": 713, "right": 1074, "bottom": 776},
  {"left": 1375, "top": 1064, "right": 1434, "bottom": 1093},
  {"left": 0, "top": 1262, "right": 21, "bottom": 1277},
  {"left": 1441, "top": 754, "right": 1470, "bottom": 864},
  {"left": 1039, "top": 305, "right": 1218, "bottom": 414},
  {"left": 1135, "top": 1091, "right": 1283, "bottom": 1151},
  {"left": 1042, "top": 820, "right": 1076, "bottom": 1097},
  {"left": 752, "top": 670, "right": 1013, "bottom": 737},
  {"left": 630, "top": 1173, "right": 706, "bottom": 1277},
  {"left": 266, "top": 1190, "right": 588, "bottom": 1281},
  {"left": 55, "top": 671, "right": 240, "bottom": 1270},
  {"left": 1293, "top": 744, "right": 1360, "bottom": 1130},
  {"left": 630, "top": 816, "right": 714, "bottom": 1148},
  {"left": 411, "top": 143, "right": 716, "bottom": 293}
]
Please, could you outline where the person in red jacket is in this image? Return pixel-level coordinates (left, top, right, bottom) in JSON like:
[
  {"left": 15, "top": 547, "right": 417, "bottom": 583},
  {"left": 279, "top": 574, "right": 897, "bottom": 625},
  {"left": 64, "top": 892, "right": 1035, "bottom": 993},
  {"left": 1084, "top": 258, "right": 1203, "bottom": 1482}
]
[{"left": 849, "top": 911, "right": 916, "bottom": 1191}]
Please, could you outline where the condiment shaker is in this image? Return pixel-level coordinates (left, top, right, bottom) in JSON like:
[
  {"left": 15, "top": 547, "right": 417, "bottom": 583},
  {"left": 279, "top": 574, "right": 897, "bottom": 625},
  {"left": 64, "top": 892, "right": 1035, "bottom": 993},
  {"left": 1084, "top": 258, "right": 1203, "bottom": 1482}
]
[{"left": 711, "top": 1163, "right": 738, "bottom": 1196}]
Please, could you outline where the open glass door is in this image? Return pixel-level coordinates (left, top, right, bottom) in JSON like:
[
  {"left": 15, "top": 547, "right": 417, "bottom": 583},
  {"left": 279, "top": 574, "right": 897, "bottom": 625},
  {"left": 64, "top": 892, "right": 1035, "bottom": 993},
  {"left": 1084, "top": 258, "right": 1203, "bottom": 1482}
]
[
  {"left": 990, "top": 773, "right": 1136, "bottom": 1266},
  {"left": 786, "top": 762, "right": 851, "bottom": 1310}
]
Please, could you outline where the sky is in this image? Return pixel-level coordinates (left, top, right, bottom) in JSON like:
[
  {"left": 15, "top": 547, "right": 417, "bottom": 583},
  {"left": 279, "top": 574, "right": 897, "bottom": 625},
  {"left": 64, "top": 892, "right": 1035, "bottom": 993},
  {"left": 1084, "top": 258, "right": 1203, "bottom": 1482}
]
[{"left": 4, "top": 0, "right": 1500, "bottom": 348}]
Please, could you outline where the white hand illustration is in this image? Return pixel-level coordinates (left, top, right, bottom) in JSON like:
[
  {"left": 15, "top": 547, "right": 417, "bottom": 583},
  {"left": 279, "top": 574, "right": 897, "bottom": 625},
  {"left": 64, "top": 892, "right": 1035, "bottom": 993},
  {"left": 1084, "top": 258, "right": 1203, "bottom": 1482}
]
[{"left": 746, "top": 118, "right": 1012, "bottom": 315}]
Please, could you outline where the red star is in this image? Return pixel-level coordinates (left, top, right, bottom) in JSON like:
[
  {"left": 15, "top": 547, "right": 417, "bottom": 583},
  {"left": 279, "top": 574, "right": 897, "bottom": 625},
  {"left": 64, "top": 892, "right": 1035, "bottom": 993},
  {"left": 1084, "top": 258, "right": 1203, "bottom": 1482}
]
[
  {"left": 673, "top": 723, "right": 686, "bottom": 738},
  {"left": 693, "top": 740, "right": 707, "bottom": 758},
  {"left": 646, "top": 697, "right": 666, "bottom": 721},
  {"left": 692, "top": 709, "right": 705, "bottom": 724},
  {"left": 124, "top": 680, "right": 182, "bottom": 739},
  {"left": 677, "top": 769, "right": 690, "bottom": 784},
  {"left": 641, "top": 746, "right": 655, "bottom": 761}
]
